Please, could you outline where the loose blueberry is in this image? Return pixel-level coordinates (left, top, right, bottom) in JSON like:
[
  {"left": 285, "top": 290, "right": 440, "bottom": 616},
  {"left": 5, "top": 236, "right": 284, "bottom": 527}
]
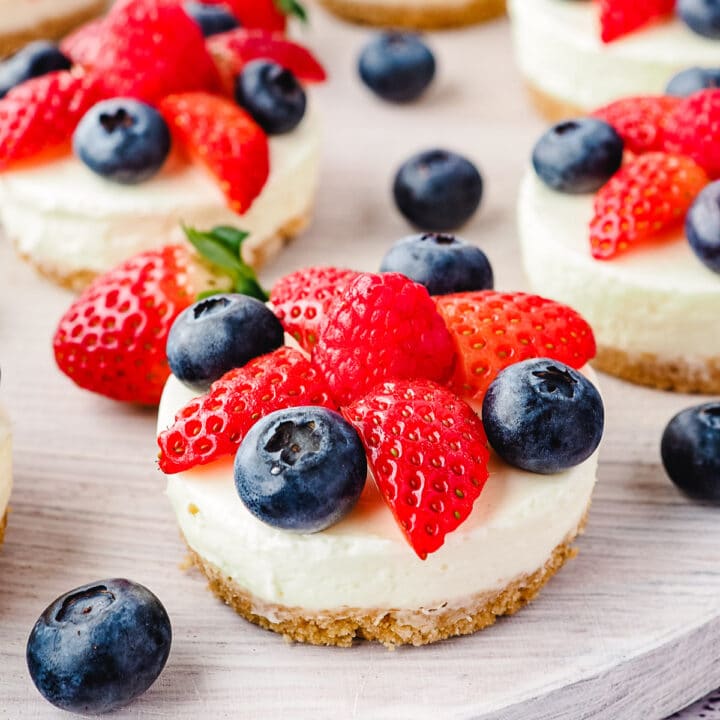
[
  {"left": 532, "top": 118, "right": 624, "bottom": 194},
  {"left": 482, "top": 359, "right": 604, "bottom": 474},
  {"left": 235, "top": 60, "right": 306, "bottom": 135},
  {"left": 685, "top": 181, "right": 720, "bottom": 274},
  {"left": 678, "top": 0, "right": 720, "bottom": 39},
  {"left": 661, "top": 402, "right": 720, "bottom": 504},
  {"left": 0, "top": 41, "right": 71, "bottom": 99},
  {"left": 393, "top": 149, "right": 483, "bottom": 231},
  {"left": 73, "top": 98, "right": 171, "bottom": 184},
  {"left": 184, "top": 1, "right": 239, "bottom": 36},
  {"left": 234, "top": 406, "right": 367, "bottom": 532},
  {"left": 27, "top": 579, "right": 171, "bottom": 714},
  {"left": 666, "top": 67, "right": 720, "bottom": 96},
  {"left": 167, "top": 293, "right": 284, "bottom": 393},
  {"left": 358, "top": 32, "right": 436, "bottom": 103},
  {"left": 379, "top": 232, "right": 493, "bottom": 295}
]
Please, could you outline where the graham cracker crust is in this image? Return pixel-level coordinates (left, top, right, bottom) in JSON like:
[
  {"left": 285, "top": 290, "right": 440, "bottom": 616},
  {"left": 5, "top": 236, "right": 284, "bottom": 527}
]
[
  {"left": 594, "top": 346, "right": 720, "bottom": 395},
  {"left": 525, "top": 81, "right": 586, "bottom": 122},
  {"left": 0, "top": 510, "right": 7, "bottom": 546},
  {"left": 0, "top": 1, "right": 105, "bottom": 58},
  {"left": 318, "top": 0, "right": 506, "bottom": 29}
]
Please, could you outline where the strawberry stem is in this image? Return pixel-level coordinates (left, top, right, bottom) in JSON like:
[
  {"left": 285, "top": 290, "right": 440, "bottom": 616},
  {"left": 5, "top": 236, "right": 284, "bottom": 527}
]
[{"left": 274, "top": 0, "right": 308, "bottom": 22}]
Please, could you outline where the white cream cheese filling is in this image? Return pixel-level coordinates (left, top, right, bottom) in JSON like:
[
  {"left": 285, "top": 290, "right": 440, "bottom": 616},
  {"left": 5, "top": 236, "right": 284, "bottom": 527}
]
[{"left": 0, "top": 0, "right": 99, "bottom": 34}]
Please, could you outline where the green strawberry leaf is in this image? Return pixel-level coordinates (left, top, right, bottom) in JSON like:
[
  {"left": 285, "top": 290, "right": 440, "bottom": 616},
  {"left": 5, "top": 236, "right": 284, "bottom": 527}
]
[{"left": 274, "top": 0, "right": 308, "bottom": 22}]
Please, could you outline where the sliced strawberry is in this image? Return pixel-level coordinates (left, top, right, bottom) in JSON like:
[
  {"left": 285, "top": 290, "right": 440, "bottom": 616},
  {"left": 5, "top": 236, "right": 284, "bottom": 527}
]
[
  {"left": 205, "top": 0, "right": 307, "bottom": 32},
  {"left": 599, "top": 0, "right": 675, "bottom": 43},
  {"left": 590, "top": 152, "right": 709, "bottom": 259},
  {"left": 60, "top": 18, "right": 106, "bottom": 67},
  {"left": 158, "top": 347, "right": 336, "bottom": 473},
  {"left": 160, "top": 93, "right": 269, "bottom": 214},
  {"left": 435, "top": 291, "right": 597, "bottom": 403},
  {"left": 344, "top": 379, "right": 490, "bottom": 560}
]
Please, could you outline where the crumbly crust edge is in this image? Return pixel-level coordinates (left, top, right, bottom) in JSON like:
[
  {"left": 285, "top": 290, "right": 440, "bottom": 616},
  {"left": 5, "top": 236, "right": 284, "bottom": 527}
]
[{"left": 524, "top": 82, "right": 587, "bottom": 122}]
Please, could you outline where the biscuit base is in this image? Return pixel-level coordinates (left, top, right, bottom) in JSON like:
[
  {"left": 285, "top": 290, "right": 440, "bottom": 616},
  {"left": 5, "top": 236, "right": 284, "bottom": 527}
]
[
  {"left": 318, "top": 0, "right": 505, "bottom": 29},
  {"left": 185, "top": 514, "right": 587, "bottom": 648},
  {"left": 0, "top": 510, "right": 7, "bottom": 546},
  {"left": 595, "top": 346, "right": 720, "bottom": 395},
  {"left": 0, "top": 1, "right": 105, "bottom": 58},
  {"left": 525, "top": 81, "right": 586, "bottom": 122}
]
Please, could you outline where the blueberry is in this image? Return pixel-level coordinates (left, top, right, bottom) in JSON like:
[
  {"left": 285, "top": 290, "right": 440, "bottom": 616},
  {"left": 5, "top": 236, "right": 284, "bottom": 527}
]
[
  {"left": 234, "top": 406, "right": 367, "bottom": 532},
  {"left": 685, "top": 181, "right": 720, "bottom": 274},
  {"left": 184, "top": 1, "right": 239, "bottom": 36},
  {"left": 167, "top": 293, "right": 284, "bottom": 393},
  {"left": 235, "top": 60, "right": 306, "bottom": 135},
  {"left": 379, "top": 232, "right": 493, "bottom": 295},
  {"left": 482, "top": 359, "right": 604, "bottom": 474},
  {"left": 662, "top": 402, "right": 720, "bottom": 504},
  {"left": 73, "top": 98, "right": 171, "bottom": 184},
  {"left": 393, "top": 149, "right": 483, "bottom": 231},
  {"left": 27, "top": 579, "right": 171, "bottom": 714},
  {"left": 532, "top": 118, "right": 624, "bottom": 194},
  {"left": 678, "top": 0, "right": 720, "bottom": 38},
  {"left": 666, "top": 67, "right": 720, "bottom": 96},
  {"left": 358, "top": 32, "right": 436, "bottom": 103},
  {"left": 0, "top": 41, "right": 71, "bottom": 99}
]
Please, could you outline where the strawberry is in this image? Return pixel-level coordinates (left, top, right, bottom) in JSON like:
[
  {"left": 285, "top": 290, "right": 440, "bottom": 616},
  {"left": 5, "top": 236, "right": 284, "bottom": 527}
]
[
  {"left": 53, "top": 226, "right": 267, "bottom": 405},
  {"left": 270, "top": 267, "right": 360, "bottom": 352},
  {"left": 158, "top": 347, "right": 336, "bottom": 473},
  {"left": 312, "top": 273, "right": 456, "bottom": 406},
  {"left": 343, "top": 379, "right": 490, "bottom": 559},
  {"left": 160, "top": 93, "right": 269, "bottom": 214},
  {"left": 206, "top": 0, "right": 307, "bottom": 32},
  {"left": 592, "top": 95, "right": 680, "bottom": 155},
  {"left": 60, "top": 18, "right": 106, "bottom": 67},
  {"left": 0, "top": 71, "right": 103, "bottom": 169},
  {"left": 589, "top": 152, "right": 709, "bottom": 259},
  {"left": 598, "top": 0, "right": 675, "bottom": 43},
  {"left": 435, "top": 291, "right": 597, "bottom": 403}
]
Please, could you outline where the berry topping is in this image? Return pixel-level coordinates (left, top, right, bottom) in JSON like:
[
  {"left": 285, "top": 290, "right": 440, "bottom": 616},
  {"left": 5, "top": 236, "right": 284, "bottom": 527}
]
[
  {"left": 158, "top": 347, "right": 336, "bottom": 473},
  {"left": 234, "top": 406, "right": 367, "bottom": 532},
  {"left": 434, "top": 291, "right": 597, "bottom": 403},
  {"left": 678, "top": 0, "right": 720, "bottom": 38},
  {"left": 219, "top": 0, "right": 306, "bottom": 32},
  {"left": 0, "top": 41, "right": 71, "bottom": 99},
  {"left": 685, "top": 180, "right": 720, "bottom": 273},
  {"left": 532, "top": 118, "right": 624, "bottom": 194},
  {"left": 599, "top": 0, "right": 675, "bottom": 43},
  {"left": 661, "top": 402, "right": 720, "bottom": 503},
  {"left": 60, "top": 19, "right": 105, "bottom": 68},
  {"left": 666, "top": 67, "right": 720, "bottom": 97},
  {"left": 270, "top": 266, "right": 360, "bottom": 352},
  {"left": 160, "top": 92, "right": 269, "bottom": 213},
  {"left": 379, "top": 233, "right": 494, "bottom": 296},
  {"left": 312, "top": 273, "right": 456, "bottom": 406},
  {"left": 184, "top": 1, "right": 240, "bottom": 36},
  {"left": 358, "top": 32, "right": 436, "bottom": 103},
  {"left": 26, "top": 579, "right": 171, "bottom": 714},
  {"left": 343, "top": 379, "right": 490, "bottom": 560},
  {"left": 73, "top": 98, "right": 172, "bottom": 185},
  {"left": 482, "top": 359, "right": 604, "bottom": 475},
  {"left": 589, "top": 152, "right": 709, "bottom": 259},
  {"left": 235, "top": 60, "right": 306, "bottom": 135},
  {"left": 393, "top": 149, "right": 483, "bottom": 232}
]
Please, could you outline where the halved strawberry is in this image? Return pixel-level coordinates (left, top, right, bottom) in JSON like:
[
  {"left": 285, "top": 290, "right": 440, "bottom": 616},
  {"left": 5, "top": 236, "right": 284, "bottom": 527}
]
[
  {"left": 60, "top": 18, "right": 106, "bottom": 68},
  {"left": 599, "top": 0, "right": 675, "bottom": 43},
  {"left": 206, "top": 0, "right": 307, "bottom": 32}
]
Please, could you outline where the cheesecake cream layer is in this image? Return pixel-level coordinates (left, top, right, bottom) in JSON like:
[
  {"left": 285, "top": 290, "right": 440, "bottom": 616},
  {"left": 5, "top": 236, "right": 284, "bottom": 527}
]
[
  {"left": 509, "top": 0, "right": 720, "bottom": 110},
  {"left": 159, "top": 372, "right": 599, "bottom": 613},
  {"left": 0, "top": 0, "right": 99, "bottom": 34}
]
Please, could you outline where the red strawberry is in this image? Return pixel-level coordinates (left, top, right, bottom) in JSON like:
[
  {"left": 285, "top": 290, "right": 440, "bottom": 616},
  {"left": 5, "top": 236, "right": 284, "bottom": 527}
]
[
  {"left": 158, "top": 347, "right": 336, "bottom": 473},
  {"left": 60, "top": 18, "right": 106, "bottom": 67},
  {"left": 589, "top": 152, "right": 709, "bottom": 259},
  {"left": 208, "top": 0, "right": 306, "bottom": 32},
  {"left": 598, "top": 0, "right": 675, "bottom": 43},
  {"left": 312, "top": 273, "right": 456, "bottom": 406},
  {"left": 270, "top": 267, "right": 360, "bottom": 352},
  {"left": 343, "top": 379, "right": 490, "bottom": 559},
  {"left": 0, "top": 71, "right": 103, "bottom": 169},
  {"left": 664, "top": 89, "right": 720, "bottom": 178},
  {"left": 592, "top": 95, "right": 680, "bottom": 154},
  {"left": 435, "top": 291, "right": 597, "bottom": 403},
  {"left": 160, "top": 93, "right": 269, "bottom": 214}
]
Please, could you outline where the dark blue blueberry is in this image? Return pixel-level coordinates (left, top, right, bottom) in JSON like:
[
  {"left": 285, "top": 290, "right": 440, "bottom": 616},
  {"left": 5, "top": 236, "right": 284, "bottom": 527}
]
[
  {"left": 0, "top": 41, "right": 71, "bottom": 99},
  {"left": 167, "top": 293, "right": 284, "bottom": 393},
  {"left": 482, "top": 359, "right": 604, "bottom": 474},
  {"left": 393, "top": 149, "right": 483, "bottom": 231},
  {"left": 532, "top": 118, "right": 624, "bottom": 194},
  {"left": 678, "top": 0, "right": 720, "bottom": 38},
  {"left": 234, "top": 406, "right": 367, "bottom": 533},
  {"left": 184, "top": 1, "right": 239, "bottom": 35},
  {"left": 235, "top": 60, "right": 306, "bottom": 135},
  {"left": 666, "top": 66, "right": 720, "bottom": 96},
  {"left": 358, "top": 32, "right": 436, "bottom": 103},
  {"left": 685, "top": 181, "right": 720, "bottom": 274},
  {"left": 27, "top": 579, "right": 171, "bottom": 714},
  {"left": 73, "top": 98, "right": 171, "bottom": 184},
  {"left": 379, "top": 232, "right": 493, "bottom": 295},
  {"left": 662, "top": 402, "right": 720, "bottom": 504}
]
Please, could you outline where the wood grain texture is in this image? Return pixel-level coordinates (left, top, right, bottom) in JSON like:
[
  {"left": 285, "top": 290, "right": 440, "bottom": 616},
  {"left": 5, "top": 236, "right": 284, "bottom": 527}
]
[{"left": 0, "top": 12, "right": 719, "bottom": 720}]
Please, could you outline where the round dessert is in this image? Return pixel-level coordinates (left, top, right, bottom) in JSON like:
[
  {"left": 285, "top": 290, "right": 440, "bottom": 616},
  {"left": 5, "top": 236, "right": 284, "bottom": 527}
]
[{"left": 508, "top": 0, "right": 720, "bottom": 119}]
